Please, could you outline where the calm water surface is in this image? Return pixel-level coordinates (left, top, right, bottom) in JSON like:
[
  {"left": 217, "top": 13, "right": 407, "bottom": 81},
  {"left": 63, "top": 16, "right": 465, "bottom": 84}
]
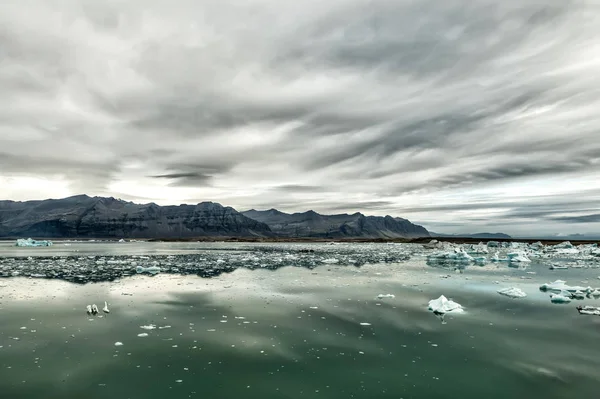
[{"left": 1, "top": 242, "right": 599, "bottom": 398}]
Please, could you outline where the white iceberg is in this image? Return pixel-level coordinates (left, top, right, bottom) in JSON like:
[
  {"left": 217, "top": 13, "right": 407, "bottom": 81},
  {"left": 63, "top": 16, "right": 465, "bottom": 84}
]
[
  {"left": 15, "top": 238, "right": 53, "bottom": 247},
  {"left": 377, "top": 294, "right": 395, "bottom": 299},
  {"left": 497, "top": 287, "right": 527, "bottom": 299},
  {"left": 553, "top": 241, "right": 574, "bottom": 249},
  {"left": 539, "top": 280, "right": 592, "bottom": 294},
  {"left": 507, "top": 252, "right": 531, "bottom": 263},
  {"left": 428, "top": 295, "right": 464, "bottom": 314}
]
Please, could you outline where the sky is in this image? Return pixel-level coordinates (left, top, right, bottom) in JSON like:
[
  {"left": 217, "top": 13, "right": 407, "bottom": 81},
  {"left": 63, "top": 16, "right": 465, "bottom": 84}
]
[{"left": 1, "top": 0, "right": 600, "bottom": 236}]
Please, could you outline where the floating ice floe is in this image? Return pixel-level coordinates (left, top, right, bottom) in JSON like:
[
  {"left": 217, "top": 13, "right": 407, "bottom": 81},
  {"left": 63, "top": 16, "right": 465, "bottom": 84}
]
[
  {"left": 103, "top": 301, "right": 110, "bottom": 313},
  {"left": 136, "top": 265, "right": 161, "bottom": 275},
  {"left": 15, "top": 238, "right": 53, "bottom": 247},
  {"left": 86, "top": 305, "right": 92, "bottom": 315},
  {"left": 377, "top": 294, "right": 395, "bottom": 299},
  {"left": 577, "top": 306, "right": 600, "bottom": 316},
  {"left": 114, "top": 342, "right": 124, "bottom": 346},
  {"left": 550, "top": 293, "right": 572, "bottom": 304},
  {"left": 140, "top": 324, "right": 157, "bottom": 330},
  {"left": 497, "top": 287, "right": 527, "bottom": 299},
  {"left": 91, "top": 304, "right": 99, "bottom": 315},
  {"left": 571, "top": 291, "right": 586, "bottom": 300},
  {"left": 428, "top": 295, "right": 464, "bottom": 314},
  {"left": 427, "top": 247, "right": 473, "bottom": 266},
  {"left": 549, "top": 264, "right": 568, "bottom": 270},
  {"left": 539, "top": 280, "right": 593, "bottom": 294}
]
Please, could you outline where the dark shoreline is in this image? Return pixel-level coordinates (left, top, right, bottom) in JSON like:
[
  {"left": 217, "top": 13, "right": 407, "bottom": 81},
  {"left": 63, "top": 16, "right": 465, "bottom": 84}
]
[{"left": 1, "top": 236, "right": 598, "bottom": 245}]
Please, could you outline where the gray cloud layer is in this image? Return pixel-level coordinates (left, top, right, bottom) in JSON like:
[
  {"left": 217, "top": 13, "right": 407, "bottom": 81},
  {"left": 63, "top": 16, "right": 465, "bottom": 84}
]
[{"left": 1, "top": 0, "right": 599, "bottom": 235}]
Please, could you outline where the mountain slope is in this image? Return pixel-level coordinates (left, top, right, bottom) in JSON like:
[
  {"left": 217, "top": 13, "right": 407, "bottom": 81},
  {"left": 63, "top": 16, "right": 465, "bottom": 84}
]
[
  {"left": 242, "top": 209, "right": 429, "bottom": 238},
  {"left": 0, "top": 195, "right": 273, "bottom": 238}
]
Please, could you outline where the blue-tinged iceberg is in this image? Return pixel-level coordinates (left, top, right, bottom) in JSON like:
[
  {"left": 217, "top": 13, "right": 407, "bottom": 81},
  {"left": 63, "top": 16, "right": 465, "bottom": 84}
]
[{"left": 15, "top": 238, "right": 53, "bottom": 247}]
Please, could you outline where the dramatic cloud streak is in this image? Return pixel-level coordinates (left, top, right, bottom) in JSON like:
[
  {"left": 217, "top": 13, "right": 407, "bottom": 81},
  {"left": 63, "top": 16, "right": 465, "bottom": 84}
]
[{"left": 1, "top": 0, "right": 599, "bottom": 235}]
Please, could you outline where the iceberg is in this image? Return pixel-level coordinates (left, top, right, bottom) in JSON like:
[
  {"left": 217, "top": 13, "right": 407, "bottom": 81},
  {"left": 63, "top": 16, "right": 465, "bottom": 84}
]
[
  {"left": 553, "top": 241, "right": 574, "bottom": 249},
  {"left": 468, "top": 243, "right": 489, "bottom": 254},
  {"left": 497, "top": 287, "right": 527, "bottom": 299},
  {"left": 427, "top": 247, "right": 474, "bottom": 268},
  {"left": 428, "top": 295, "right": 464, "bottom": 314},
  {"left": 15, "top": 238, "right": 53, "bottom": 247},
  {"left": 539, "top": 280, "right": 593, "bottom": 294},
  {"left": 571, "top": 290, "right": 586, "bottom": 300},
  {"left": 507, "top": 252, "right": 531, "bottom": 263},
  {"left": 377, "top": 294, "right": 395, "bottom": 299},
  {"left": 550, "top": 293, "right": 572, "bottom": 304}
]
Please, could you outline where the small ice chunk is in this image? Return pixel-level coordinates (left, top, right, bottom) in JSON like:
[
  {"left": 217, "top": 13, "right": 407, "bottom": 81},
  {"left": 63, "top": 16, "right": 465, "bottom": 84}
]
[
  {"left": 549, "top": 264, "right": 568, "bottom": 270},
  {"left": 114, "top": 342, "right": 124, "bottom": 346},
  {"left": 428, "top": 295, "right": 464, "bottom": 314},
  {"left": 91, "top": 304, "right": 99, "bottom": 315},
  {"left": 550, "top": 293, "right": 571, "bottom": 304},
  {"left": 86, "top": 305, "right": 92, "bottom": 315},
  {"left": 137, "top": 333, "right": 149, "bottom": 337},
  {"left": 321, "top": 258, "right": 339, "bottom": 264},
  {"left": 377, "top": 294, "right": 395, "bottom": 299},
  {"left": 359, "top": 322, "right": 372, "bottom": 326},
  {"left": 103, "top": 301, "right": 110, "bottom": 313},
  {"left": 140, "top": 325, "right": 157, "bottom": 330},
  {"left": 497, "top": 287, "right": 527, "bottom": 299}
]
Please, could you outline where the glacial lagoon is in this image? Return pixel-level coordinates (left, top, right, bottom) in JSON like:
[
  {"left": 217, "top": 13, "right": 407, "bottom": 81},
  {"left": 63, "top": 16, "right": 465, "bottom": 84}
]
[{"left": 1, "top": 240, "right": 600, "bottom": 398}]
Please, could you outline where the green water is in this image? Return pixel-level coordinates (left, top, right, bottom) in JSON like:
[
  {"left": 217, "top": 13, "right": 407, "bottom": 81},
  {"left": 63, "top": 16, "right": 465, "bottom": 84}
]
[{"left": 1, "top": 255, "right": 600, "bottom": 398}]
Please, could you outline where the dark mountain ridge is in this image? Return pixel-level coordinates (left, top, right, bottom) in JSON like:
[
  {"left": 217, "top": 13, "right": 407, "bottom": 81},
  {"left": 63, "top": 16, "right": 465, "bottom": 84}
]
[
  {"left": 0, "top": 195, "right": 272, "bottom": 238},
  {"left": 242, "top": 209, "right": 430, "bottom": 239}
]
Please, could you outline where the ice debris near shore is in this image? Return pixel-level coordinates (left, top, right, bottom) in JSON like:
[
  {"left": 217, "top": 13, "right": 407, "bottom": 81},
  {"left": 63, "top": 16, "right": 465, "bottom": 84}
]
[
  {"left": 497, "top": 287, "right": 527, "bottom": 298},
  {"left": 15, "top": 238, "right": 53, "bottom": 247},
  {"left": 0, "top": 243, "right": 413, "bottom": 283},
  {"left": 428, "top": 295, "right": 464, "bottom": 314}
]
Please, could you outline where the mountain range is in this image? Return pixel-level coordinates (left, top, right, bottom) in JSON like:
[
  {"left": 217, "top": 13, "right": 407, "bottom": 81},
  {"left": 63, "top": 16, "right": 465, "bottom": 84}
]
[
  {"left": 242, "top": 209, "right": 429, "bottom": 239},
  {"left": 0, "top": 195, "right": 430, "bottom": 239}
]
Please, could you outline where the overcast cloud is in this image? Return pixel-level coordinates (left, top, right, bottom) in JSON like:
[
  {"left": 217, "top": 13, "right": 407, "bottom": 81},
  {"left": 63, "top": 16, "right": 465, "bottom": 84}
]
[{"left": 1, "top": 0, "right": 600, "bottom": 236}]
